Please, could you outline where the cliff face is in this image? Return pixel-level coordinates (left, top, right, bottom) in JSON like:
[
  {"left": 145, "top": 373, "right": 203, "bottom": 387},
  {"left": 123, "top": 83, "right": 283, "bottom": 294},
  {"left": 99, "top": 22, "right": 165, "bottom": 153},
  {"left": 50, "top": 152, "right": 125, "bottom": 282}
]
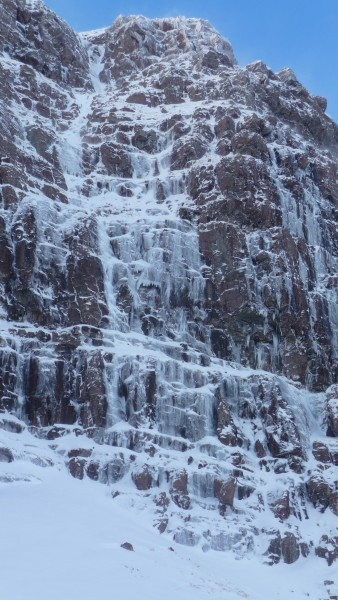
[{"left": 0, "top": 0, "right": 338, "bottom": 564}]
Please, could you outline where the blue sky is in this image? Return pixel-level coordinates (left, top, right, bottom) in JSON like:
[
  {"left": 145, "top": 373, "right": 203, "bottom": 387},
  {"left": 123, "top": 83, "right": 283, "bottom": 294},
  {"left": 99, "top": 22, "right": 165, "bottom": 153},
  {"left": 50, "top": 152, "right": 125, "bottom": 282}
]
[{"left": 44, "top": 0, "right": 338, "bottom": 123}]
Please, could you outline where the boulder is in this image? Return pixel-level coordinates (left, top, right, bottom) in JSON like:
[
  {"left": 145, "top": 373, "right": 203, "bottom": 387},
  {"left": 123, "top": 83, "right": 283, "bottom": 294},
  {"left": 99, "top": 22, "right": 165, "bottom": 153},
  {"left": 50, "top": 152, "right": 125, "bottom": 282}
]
[{"left": 0, "top": 447, "right": 14, "bottom": 463}]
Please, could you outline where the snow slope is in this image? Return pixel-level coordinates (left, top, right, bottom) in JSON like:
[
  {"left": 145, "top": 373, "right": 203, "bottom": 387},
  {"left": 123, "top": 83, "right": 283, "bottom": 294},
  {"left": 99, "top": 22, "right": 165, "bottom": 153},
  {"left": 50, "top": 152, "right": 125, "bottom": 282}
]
[{"left": 1, "top": 449, "right": 336, "bottom": 600}]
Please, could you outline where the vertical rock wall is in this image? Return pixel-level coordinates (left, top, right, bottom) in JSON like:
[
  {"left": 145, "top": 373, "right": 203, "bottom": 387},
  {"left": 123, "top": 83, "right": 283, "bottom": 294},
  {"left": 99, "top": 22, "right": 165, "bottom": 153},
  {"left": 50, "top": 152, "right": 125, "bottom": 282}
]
[{"left": 0, "top": 1, "right": 337, "bottom": 563}]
